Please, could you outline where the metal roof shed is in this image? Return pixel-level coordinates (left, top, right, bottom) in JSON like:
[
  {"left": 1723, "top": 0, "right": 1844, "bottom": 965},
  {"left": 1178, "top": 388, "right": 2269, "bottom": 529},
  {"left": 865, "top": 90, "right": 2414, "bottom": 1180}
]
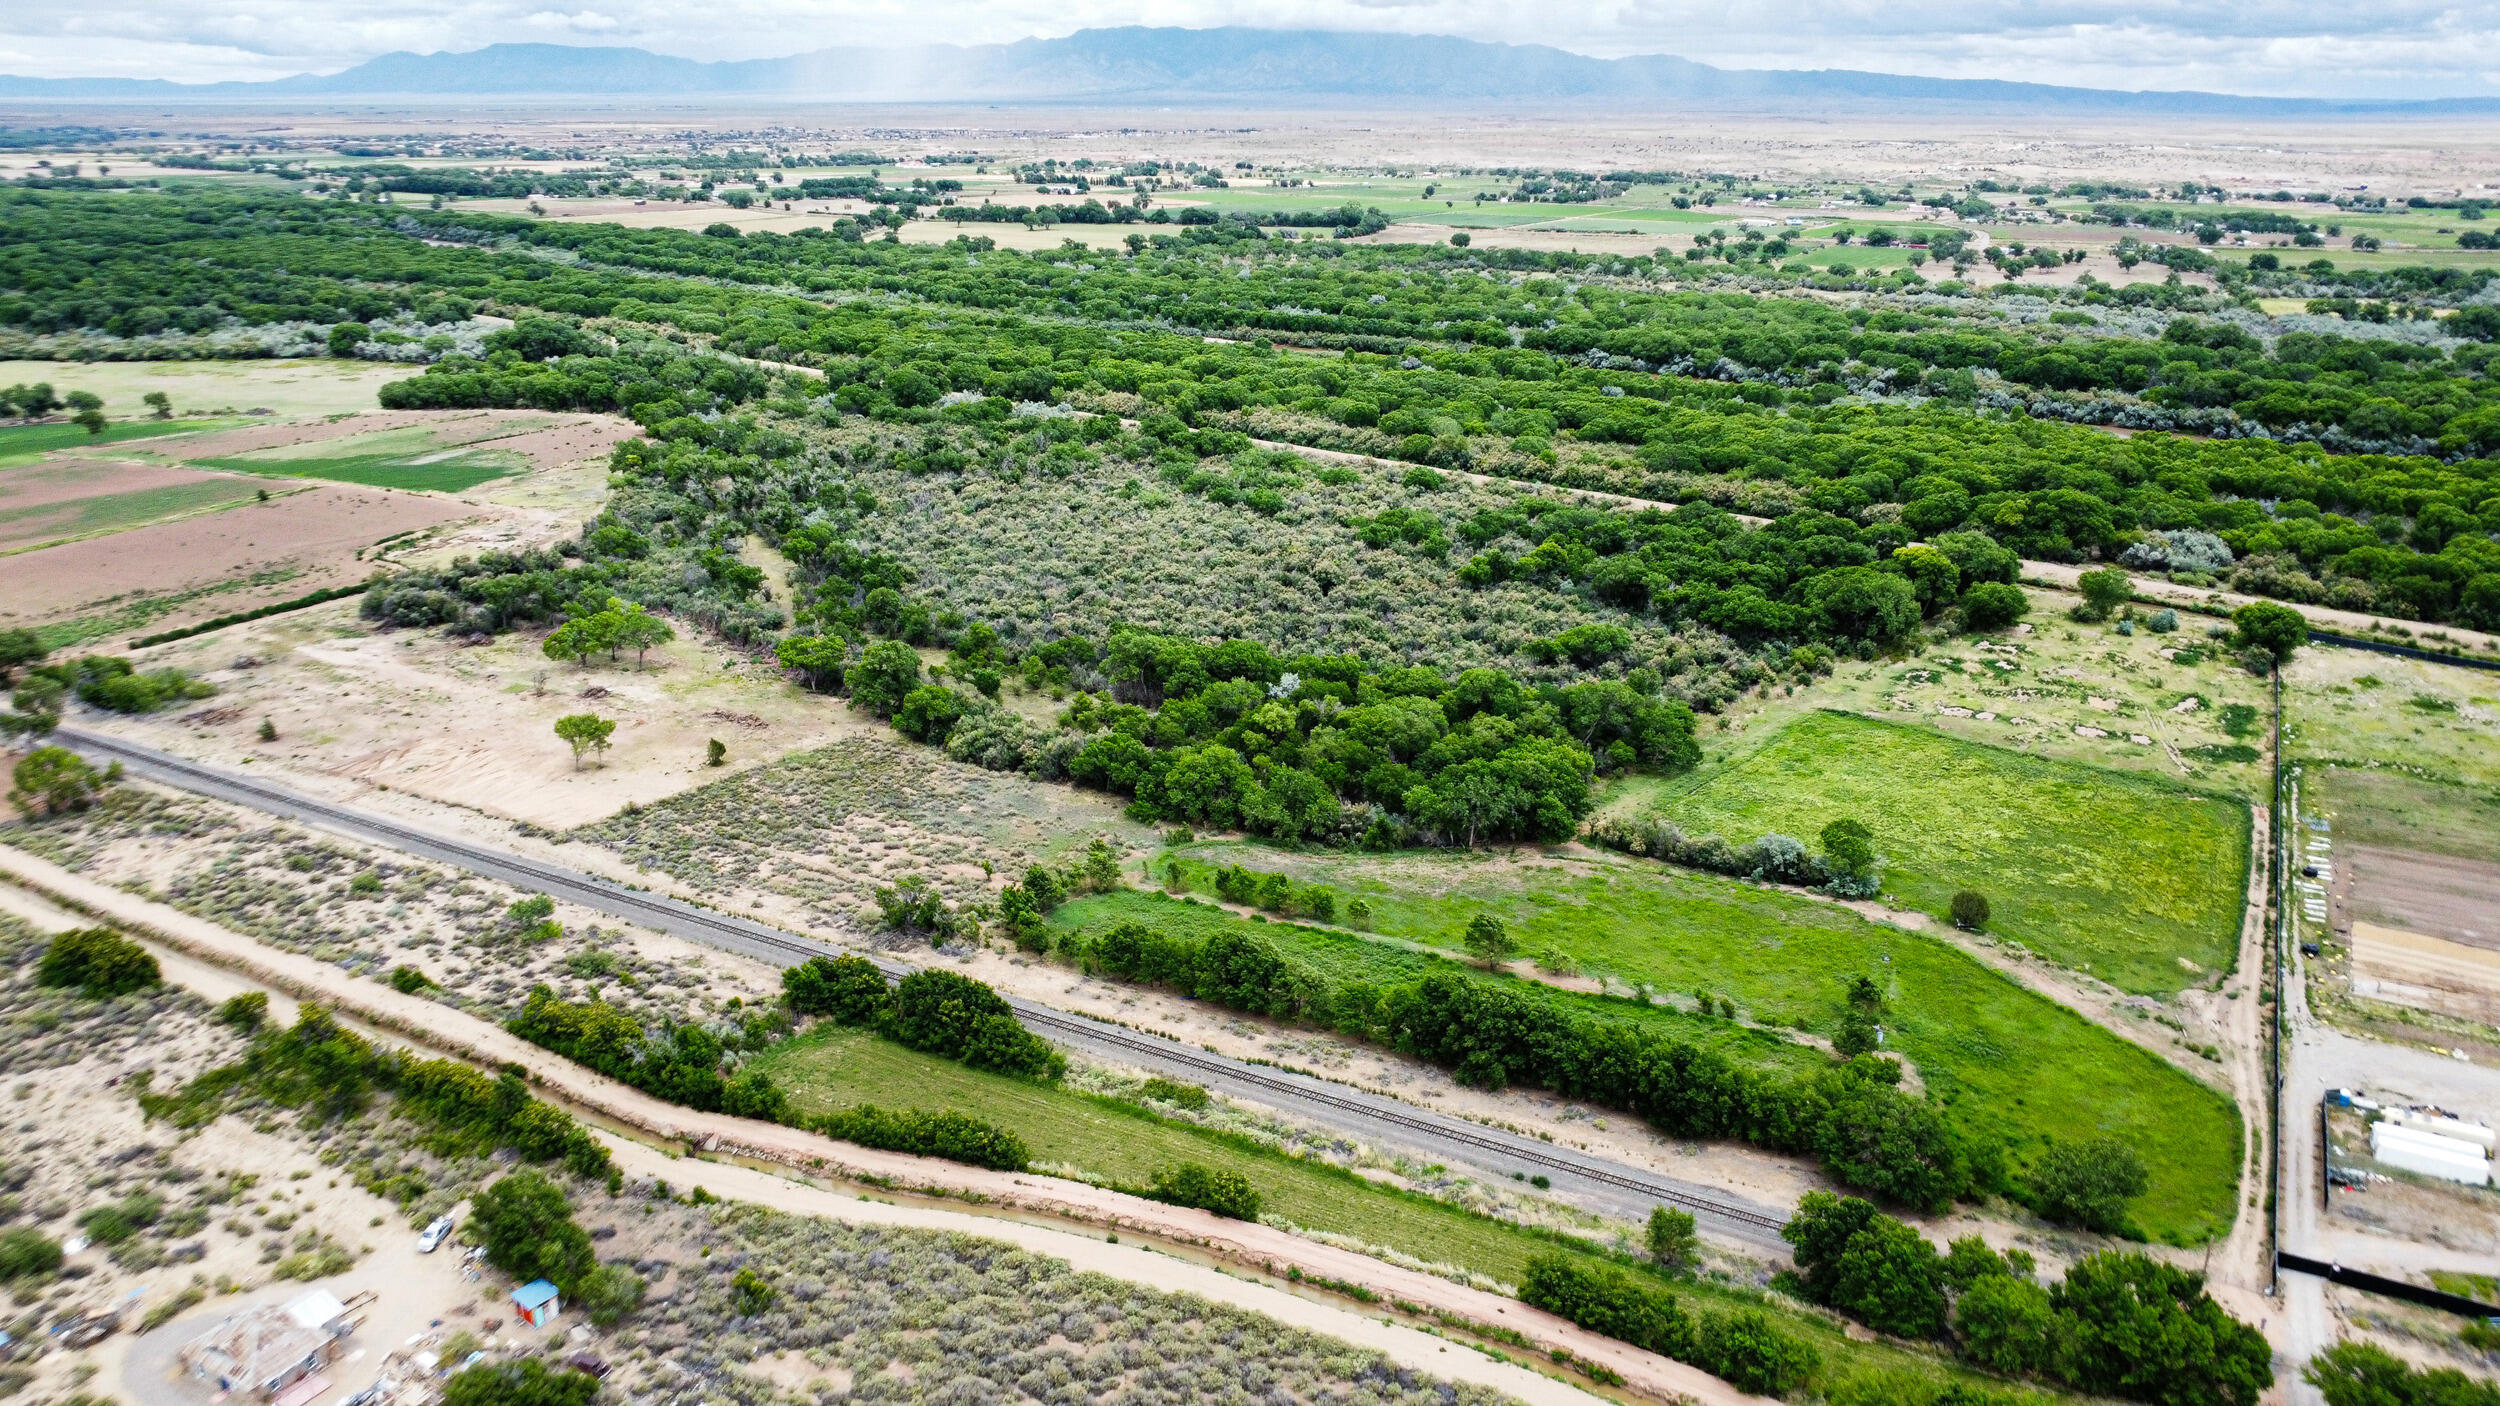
[{"left": 511, "top": 1280, "right": 561, "bottom": 1329}]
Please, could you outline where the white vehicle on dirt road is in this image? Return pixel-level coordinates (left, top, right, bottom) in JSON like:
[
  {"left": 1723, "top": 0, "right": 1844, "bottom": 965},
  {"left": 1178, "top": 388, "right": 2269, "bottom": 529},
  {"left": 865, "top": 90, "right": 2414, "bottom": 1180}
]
[{"left": 417, "top": 1215, "right": 455, "bottom": 1253}]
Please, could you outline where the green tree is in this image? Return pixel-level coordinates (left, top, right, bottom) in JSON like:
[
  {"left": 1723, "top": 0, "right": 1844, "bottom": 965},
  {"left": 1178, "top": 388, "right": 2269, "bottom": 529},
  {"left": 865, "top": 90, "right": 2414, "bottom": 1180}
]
[
  {"left": 10, "top": 744, "right": 104, "bottom": 814},
  {"left": 782, "top": 954, "right": 890, "bottom": 1022},
  {"left": 606, "top": 600, "right": 674, "bottom": 666},
  {"left": 2232, "top": 601, "right": 2309, "bottom": 663},
  {"left": 1828, "top": 1212, "right": 1948, "bottom": 1338},
  {"left": 1890, "top": 544, "right": 1961, "bottom": 614},
  {"left": 2052, "top": 1251, "right": 2271, "bottom": 1406},
  {"left": 774, "top": 632, "right": 846, "bottom": 692},
  {"left": 553, "top": 712, "right": 615, "bottom": 769},
  {"left": 142, "top": 390, "right": 173, "bottom": 419},
  {"left": 706, "top": 737, "right": 727, "bottom": 767},
  {"left": 892, "top": 685, "right": 966, "bottom": 743},
  {"left": 541, "top": 619, "right": 599, "bottom": 668},
  {"left": 1809, "top": 567, "right": 1922, "bottom": 644},
  {"left": 1082, "top": 837, "right": 1124, "bottom": 892},
  {"left": 329, "top": 322, "right": 371, "bottom": 358},
  {"left": 468, "top": 1169, "right": 595, "bottom": 1294},
  {"left": 1462, "top": 913, "right": 1515, "bottom": 967},
  {"left": 1820, "top": 817, "right": 1877, "bottom": 887},
  {"left": 1646, "top": 1205, "right": 1699, "bottom": 1271},
  {"left": 1959, "top": 582, "right": 2030, "bottom": 631},
  {"left": 2031, "top": 1137, "right": 2150, "bottom": 1233},
  {"left": 1955, "top": 1273, "right": 2058, "bottom": 1375},
  {"left": 2076, "top": 567, "right": 2133, "bottom": 620},
  {"left": 848, "top": 640, "right": 923, "bottom": 716}
]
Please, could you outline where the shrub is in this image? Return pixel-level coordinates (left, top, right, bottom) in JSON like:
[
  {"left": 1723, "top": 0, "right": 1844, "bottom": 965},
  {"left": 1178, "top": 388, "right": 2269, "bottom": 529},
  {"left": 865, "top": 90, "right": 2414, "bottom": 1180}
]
[
  {"left": 0, "top": 1227, "right": 63, "bottom": 1281},
  {"left": 1949, "top": 891, "right": 1990, "bottom": 930},
  {"left": 575, "top": 1262, "right": 647, "bottom": 1328},
  {"left": 2231, "top": 601, "right": 2309, "bottom": 662},
  {"left": 1647, "top": 1205, "right": 1699, "bottom": 1270},
  {"left": 813, "top": 1104, "right": 1029, "bottom": 1170},
  {"left": 2076, "top": 567, "right": 2133, "bottom": 620},
  {"left": 2308, "top": 1341, "right": 2500, "bottom": 1406},
  {"left": 1520, "top": 1253, "right": 1818, "bottom": 1396},
  {"left": 441, "top": 1358, "right": 600, "bottom": 1406},
  {"left": 215, "top": 991, "right": 268, "bottom": 1032},
  {"left": 1147, "top": 1163, "right": 1262, "bottom": 1220},
  {"left": 36, "top": 928, "right": 159, "bottom": 998},
  {"left": 782, "top": 954, "right": 889, "bottom": 1022},
  {"left": 1139, "top": 1076, "right": 1211, "bottom": 1111},
  {"left": 2030, "top": 1136, "right": 2149, "bottom": 1233},
  {"left": 387, "top": 965, "right": 437, "bottom": 994}
]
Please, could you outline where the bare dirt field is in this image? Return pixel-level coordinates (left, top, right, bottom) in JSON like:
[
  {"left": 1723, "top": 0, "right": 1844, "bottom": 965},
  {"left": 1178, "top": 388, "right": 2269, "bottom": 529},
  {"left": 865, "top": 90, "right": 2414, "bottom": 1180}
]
[{"left": 2349, "top": 845, "right": 2500, "bottom": 950}]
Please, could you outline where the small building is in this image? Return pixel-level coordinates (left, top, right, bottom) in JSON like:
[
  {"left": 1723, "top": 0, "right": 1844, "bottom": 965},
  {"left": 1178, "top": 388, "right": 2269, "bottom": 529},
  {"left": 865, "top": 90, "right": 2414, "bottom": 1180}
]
[
  {"left": 512, "top": 1280, "right": 561, "bottom": 1329},
  {"left": 2371, "top": 1121, "right": 2491, "bottom": 1186},
  {"left": 177, "top": 1290, "right": 354, "bottom": 1398}
]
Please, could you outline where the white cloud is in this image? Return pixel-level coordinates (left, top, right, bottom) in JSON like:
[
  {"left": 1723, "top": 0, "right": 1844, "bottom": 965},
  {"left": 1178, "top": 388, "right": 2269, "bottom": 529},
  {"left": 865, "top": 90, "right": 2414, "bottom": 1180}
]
[{"left": 0, "top": 0, "right": 2493, "bottom": 98}]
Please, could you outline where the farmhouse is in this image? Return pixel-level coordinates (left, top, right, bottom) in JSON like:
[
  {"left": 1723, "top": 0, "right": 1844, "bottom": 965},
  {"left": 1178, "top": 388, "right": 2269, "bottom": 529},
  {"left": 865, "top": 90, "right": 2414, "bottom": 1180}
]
[{"left": 176, "top": 1289, "right": 355, "bottom": 1399}]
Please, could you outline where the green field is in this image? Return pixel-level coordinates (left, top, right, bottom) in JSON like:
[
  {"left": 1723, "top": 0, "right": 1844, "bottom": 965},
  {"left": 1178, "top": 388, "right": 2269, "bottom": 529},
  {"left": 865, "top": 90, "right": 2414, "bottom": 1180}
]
[
  {"left": 2309, "top": 767, "right": 2500, "bottom": 867},
  {"left": 201, "top": 435, "right": 522, "bottom": 495},
  {"left": 747, "top": 1024, "right": 2051, "bottom": 1400},
  {"left": 1621, "top": 710, "right": 2251, "bottom": 997},
  {"left": 1052, "top": 877, "right": 2241, "bottom": 1244},
  {"left": 0, "top": 418, "right": 216, "bottom": 466}
]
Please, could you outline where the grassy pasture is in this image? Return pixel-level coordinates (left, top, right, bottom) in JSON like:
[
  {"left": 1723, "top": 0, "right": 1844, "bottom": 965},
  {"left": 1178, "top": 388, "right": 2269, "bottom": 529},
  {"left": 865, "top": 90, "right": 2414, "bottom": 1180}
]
[
  {"left": 1094, "top": 849, "right": 2241, "bottom": 1245},
  {"left": 0, "top": 358, "right": 416, "bottom": 420},
  {"left": 196, "top": 424, "right": 522, "bottom": 493},
  {"left": 1621, "top": 710, "right": 2250, "bottom": 997},
  {"left": 0, "top": 417, "right": 218, "bottom": 466}
]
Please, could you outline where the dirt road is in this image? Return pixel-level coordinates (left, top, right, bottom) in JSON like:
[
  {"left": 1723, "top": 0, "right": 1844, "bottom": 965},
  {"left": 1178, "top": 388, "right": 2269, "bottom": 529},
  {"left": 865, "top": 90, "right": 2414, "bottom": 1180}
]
[{"left": 0, "top": 843, "right": 1766, "bottom": 1406}]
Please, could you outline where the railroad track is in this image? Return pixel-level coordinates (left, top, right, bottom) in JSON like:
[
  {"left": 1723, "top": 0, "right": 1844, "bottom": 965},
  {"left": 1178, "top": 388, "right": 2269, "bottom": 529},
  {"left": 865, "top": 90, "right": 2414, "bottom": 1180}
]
[{"left": 53, "top": 725, "right": 1790, "bottom": 1239}]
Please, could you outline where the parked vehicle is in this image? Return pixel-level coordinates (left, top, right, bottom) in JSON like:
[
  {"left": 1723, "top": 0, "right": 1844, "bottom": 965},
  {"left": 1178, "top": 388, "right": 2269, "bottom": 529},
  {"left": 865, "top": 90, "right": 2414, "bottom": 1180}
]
[{"left": 417, "top": 1215, "right": 455, "bottom": 1253}]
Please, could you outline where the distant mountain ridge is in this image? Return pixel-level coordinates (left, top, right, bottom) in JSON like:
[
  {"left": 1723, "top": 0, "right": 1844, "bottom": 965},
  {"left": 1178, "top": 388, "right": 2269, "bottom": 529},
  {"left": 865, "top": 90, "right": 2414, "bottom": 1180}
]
[{"left": 3, "top": 27, "right": 2495, "bottom": 112}]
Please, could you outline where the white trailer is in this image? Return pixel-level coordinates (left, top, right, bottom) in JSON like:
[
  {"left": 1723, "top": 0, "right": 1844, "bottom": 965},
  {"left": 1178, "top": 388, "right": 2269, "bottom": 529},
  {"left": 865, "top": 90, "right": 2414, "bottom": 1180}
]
[{"left": 2371, "top": 1122, "right": 2492, "bottom": 1186}]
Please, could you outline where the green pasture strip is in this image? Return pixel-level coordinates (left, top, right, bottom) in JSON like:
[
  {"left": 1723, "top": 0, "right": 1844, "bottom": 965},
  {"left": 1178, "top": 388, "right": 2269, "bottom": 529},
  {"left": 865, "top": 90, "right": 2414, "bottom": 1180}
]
[
  {"left": 0, "top": 417, "right": 218, "bottom": 466},
  {"left": 1099, "top": 852, "right": 2242, "bottom": 1245},
  {"left": 1630, "top": 710, "right": 2250, "bottom": 998},
  {"left": 193, "top": 449, "right": 517, "bottom": 494}
]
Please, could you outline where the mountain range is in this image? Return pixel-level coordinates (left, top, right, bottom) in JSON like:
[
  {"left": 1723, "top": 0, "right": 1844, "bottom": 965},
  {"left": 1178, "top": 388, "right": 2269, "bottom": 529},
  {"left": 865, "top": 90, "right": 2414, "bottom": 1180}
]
[{"left": 3, "top": 27, "right": 2494, "bottom": 113}]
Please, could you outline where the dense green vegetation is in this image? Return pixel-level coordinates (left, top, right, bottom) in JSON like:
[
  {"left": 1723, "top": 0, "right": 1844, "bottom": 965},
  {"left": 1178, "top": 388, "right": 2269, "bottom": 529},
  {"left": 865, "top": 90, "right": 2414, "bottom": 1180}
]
[
  {"left": 4, "top": 188, "right": 2497, "bottom": 629},
  {"left": 1781, "top": 1193, "right": 2271, "bottom": 1406},
  {"left": 1048, "top": 879, "right": 2239, "bottom": 1242},
  {"left": 1610, "top": 711, "right": 2251, "bottom": 995}
]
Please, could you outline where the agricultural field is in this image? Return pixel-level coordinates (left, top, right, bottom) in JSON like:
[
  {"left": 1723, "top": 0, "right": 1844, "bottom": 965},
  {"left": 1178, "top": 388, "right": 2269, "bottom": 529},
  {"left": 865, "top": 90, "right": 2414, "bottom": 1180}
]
[
  {"left": 2286, "top": 648, "right": 2500, "bottom": 1043},
  {"left": 1611, "top": 710, "right": 2252, "bottom": 996},
  {"left": 193, "top": 422, "right": 528, "bottom": 493},
  {"left": 1051, "top": 863, "right": 2245, "bottom": 1244}
]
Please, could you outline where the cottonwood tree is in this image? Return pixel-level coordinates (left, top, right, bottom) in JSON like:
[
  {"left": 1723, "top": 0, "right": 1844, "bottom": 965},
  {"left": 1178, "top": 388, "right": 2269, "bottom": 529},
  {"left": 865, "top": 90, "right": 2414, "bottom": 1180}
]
[{"left": 553, "top": 713, "right": 615, "bottom": 769}]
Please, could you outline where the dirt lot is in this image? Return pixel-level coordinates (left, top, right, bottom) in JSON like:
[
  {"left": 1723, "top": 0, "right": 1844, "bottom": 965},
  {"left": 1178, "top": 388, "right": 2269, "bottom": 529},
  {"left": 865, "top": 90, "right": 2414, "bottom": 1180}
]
[
  {"left": 120, "top": 606, "right": 875, "bottom": 829},
  {"left": 2349, "top": 845, "right": 2500, "bottom": 949}
]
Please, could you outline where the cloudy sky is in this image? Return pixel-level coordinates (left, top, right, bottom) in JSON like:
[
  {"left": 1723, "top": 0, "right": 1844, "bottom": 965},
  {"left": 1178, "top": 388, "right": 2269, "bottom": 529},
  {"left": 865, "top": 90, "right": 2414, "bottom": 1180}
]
[{"left": 2, "top": 0, "right": 2495, "bottom": 99}]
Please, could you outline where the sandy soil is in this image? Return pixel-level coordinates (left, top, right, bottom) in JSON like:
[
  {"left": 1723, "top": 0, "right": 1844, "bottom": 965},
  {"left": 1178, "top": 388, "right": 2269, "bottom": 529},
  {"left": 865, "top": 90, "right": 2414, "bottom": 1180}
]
[
  {"left": 0, "top": 844, "right": 1748, "bottom": 1406},
  {"left": 2346, "top": 845, "right": 2500, "bottom": 950},
  {"left": 119, "top": 610, "right": 874, "bottom": 828},
  {"left": 0, "top": 481, "right": 485, "bottom": 627}
]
